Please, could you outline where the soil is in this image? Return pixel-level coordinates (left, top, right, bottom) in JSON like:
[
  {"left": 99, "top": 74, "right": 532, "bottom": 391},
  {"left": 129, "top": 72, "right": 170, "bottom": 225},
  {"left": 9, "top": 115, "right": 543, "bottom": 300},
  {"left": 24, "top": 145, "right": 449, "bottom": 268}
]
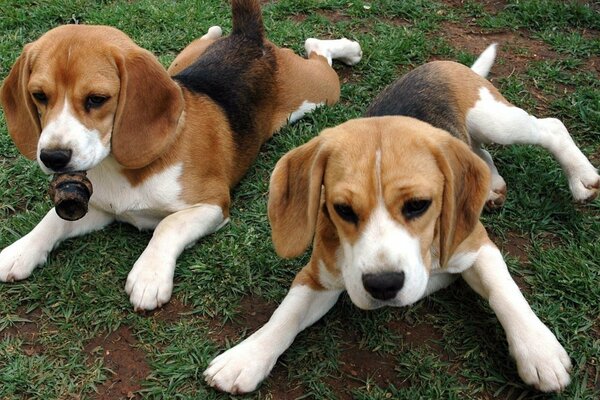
[
  {"left": 3, "top": 1, "right": 598, "bottom": 398},
  {"left": 84, "top": 326, "right": 150, "bottom": 400}
]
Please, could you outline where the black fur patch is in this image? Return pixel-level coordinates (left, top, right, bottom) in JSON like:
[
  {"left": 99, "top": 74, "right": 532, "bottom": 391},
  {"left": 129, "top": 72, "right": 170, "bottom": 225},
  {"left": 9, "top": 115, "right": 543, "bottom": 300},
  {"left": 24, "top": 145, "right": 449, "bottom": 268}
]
[
  {"left": 365, "top": 64, "right": 463, "bottom": 139},
  {"left": 173, "top": 35, "right": 277, "bottom": 146}
]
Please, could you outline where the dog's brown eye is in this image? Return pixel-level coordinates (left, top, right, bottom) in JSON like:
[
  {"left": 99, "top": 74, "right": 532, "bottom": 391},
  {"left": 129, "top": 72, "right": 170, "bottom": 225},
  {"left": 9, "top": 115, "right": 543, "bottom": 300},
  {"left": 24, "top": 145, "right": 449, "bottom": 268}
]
[
  {"left": 85, "top": 95, "right": 108, "bottom": 110},
  {"left": 32, "top": 92, "right": 48, "bottom": 104},
  {"left": 333, "top": 203, "right": 358, "bottom": 224},
  {"left": 402, "top": 199, "right": 431, "bottom": 219}
]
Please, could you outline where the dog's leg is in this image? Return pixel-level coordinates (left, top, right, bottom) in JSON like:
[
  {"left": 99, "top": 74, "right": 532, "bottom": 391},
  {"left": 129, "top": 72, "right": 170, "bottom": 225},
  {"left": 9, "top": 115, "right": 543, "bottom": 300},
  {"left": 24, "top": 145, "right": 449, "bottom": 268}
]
[
  {"left": 467, "top": 87, "right": 600, "bottom": 202},
  {"left": 304, "top": 38, "right": 362, "bottom": 66},
  {"left": 125, "top": 203, "right": 228, "bottom": 310},
  {"left": 424, "top": 272, "right": 457, "bottom": 296},
  {"left": 462, "top": 244, "right": 571, "bottom": 392},
  {"left": 472, "top": 145, "right": 508, "bottom": 209},
  {"left": 0, "top": 207, "right": 114, "bottom": 281},
  {"left": 204, "top": 281, "right": 342, "bottom": 394},
  {"left": 200, "top": 25, "right": 222, "bottom": 40}
]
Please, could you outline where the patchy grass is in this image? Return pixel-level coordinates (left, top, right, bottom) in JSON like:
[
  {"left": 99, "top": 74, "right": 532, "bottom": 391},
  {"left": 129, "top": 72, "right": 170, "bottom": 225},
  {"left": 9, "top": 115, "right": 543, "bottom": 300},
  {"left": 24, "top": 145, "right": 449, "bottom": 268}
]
[{"left": 1, "top": 0, "right": 599, "bottom": 399}]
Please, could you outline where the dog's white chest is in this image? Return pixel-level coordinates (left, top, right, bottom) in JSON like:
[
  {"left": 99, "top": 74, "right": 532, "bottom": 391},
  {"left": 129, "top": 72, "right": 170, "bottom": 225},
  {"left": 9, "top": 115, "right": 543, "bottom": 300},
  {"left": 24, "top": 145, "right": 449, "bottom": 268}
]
[{"left": 87, "top": 159, "right": 189, "bottom": 230}]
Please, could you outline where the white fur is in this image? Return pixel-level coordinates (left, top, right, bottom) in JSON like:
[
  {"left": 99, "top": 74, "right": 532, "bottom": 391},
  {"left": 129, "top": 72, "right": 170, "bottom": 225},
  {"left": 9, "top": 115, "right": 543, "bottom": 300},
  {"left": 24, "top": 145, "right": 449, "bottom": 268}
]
[
  {"left": 0, "top": 155, "right": 229, "bottom": 310},
  {"left": 470, "top": 43, "right": 497, "bottom": 78},
  {"left": 341, "top": 202, "right": 428, "bottom": 309},
  {"left": 125, "top": 204, "right": 227, "bottom": 310},
  {"left": 305, "top": 38, "right": 362, "bottom": 66},
  {"left": 468, "top": 87, "right": 600, "bottom": 201},
  {"left": 288, "top": 100, "right": 322, "bottom": 124},
  {"left": 37, "top": 100, "right": 110, "bottom": 173},
  {"left": 462, "top": 244, "right": 571, "bottom": 392},
  {"left": 341, "top": 151, "right": 428, "bottom": 309},
  {"left": 204, "top": 285, "right": 342, "bottom": 394},
  {"left": 0, "top": 207, "right": 114, "bottom": 282},
  {"left": 88, "top": 157, "right": 189, "bottom": 230},
  {"left": 201, "top": 26, "right": 222, "bottom": 40}
]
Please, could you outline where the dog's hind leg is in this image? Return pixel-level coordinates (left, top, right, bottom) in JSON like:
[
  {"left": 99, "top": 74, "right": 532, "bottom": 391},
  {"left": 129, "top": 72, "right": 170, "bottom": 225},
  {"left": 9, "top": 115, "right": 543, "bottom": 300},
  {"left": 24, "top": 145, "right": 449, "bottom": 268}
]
[
  {"left": 467, "top": 87, "right": 600, "bottom": 202},
  {"left": 304, "top": 37, "right": 363, "bottom": 67},
  {"left": 472, "top": 145, "right": 508, "bottom": 209}
]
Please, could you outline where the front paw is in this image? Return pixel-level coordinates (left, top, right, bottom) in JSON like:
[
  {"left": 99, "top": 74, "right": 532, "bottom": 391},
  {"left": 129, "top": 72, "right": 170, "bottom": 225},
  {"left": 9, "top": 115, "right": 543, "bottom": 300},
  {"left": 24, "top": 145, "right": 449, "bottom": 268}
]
[
  {"left": 204, "top": 340, "right": 276, "bottom": 394},
  {"left": 509, "top": 325, "right": 571, "bottom": 392},
  {"left": 125, "top": 255, "right": 174, "bottom": 311},
  {"left": 0, "top": 238, "right": 47, "bottom": 282}
]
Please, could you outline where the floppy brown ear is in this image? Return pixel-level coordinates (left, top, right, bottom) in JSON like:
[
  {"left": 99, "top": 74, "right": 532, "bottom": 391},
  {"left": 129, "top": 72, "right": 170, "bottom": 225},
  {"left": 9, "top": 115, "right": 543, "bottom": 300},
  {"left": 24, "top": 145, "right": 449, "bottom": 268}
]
[
  {"left": 0, "top": 45, "right": 41, "bottom": 160},
  {"left": 434, "top": 135, "right": 491, "bottom": 267},
  {"left": 112, "top": 48, "right": 184, "bottom": 169},
  {"left": 268, "top": 135, "right": 331, "bottom": 258}
]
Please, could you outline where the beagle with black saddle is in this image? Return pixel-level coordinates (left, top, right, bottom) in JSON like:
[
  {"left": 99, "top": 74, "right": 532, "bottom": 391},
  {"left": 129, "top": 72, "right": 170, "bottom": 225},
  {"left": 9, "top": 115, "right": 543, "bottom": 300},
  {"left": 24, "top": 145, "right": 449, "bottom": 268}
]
[
  {"left": 0, "top": 0, "right": 362, "bottom": 310},
  {"left": 204, "top": 44, "right": 599, "bottom": 394}
]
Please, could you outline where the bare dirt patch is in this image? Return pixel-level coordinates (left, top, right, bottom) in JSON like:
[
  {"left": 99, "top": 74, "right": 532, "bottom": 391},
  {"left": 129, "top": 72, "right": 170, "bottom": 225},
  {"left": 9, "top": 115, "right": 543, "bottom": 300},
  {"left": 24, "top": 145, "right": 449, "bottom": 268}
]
[
  {"left": 85, "top": 326, "right": 150, "bottom": 400},
  {"left": 489, "top": 230, "right": 531, "bottom": 264},
  {"left": 436, "top": 22, "right": 558, "bottom": 80},
  {"left": 145, "top": 297, "right": 193, "bottom": 323},
  {"left": 0, "top": 307, "right": 44, "bottom": 355}
]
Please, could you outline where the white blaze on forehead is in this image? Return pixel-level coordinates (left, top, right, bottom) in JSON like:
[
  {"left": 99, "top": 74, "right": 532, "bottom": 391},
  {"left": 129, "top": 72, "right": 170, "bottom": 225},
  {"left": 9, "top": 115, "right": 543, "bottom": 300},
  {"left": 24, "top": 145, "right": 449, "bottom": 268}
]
[
  {"left": 37, "top": 99, "right": 110, "bottom": 172},
  {"left": 375, "top": 149, "right": 382, "bottom": 198}
]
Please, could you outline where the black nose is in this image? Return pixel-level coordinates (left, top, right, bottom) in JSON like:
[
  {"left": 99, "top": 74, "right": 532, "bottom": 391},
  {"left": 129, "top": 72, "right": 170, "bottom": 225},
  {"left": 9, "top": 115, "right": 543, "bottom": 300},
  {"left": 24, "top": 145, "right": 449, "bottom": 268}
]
[
  {"left": 362, "top": 272, "right": 405, "bottom": 301},
  {"left": 40, "top": 149, "right": 72, "bottom": 170}
]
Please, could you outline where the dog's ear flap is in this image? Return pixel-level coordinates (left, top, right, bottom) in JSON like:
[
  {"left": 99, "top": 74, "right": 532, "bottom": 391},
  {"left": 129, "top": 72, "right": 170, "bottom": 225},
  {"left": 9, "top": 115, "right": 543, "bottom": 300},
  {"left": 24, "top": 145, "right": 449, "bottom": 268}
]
[
  {"left": 112, "top": 48, "right": 184, "bottom": 169},
  {"left": 434, "top": 135, "right": 491, "bottom": 267},
  {"left": 0, "top": 44, "right": 41, "bottom": 160},
  {"left": 268, "top": 135, "right": 331, "bottom": 258}
]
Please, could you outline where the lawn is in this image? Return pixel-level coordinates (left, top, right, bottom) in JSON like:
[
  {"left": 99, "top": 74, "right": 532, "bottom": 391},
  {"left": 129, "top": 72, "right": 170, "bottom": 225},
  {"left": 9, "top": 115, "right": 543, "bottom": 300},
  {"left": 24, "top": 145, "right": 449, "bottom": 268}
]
[{"left": 0, "top": 0, "right": 599, "bottom": 399}]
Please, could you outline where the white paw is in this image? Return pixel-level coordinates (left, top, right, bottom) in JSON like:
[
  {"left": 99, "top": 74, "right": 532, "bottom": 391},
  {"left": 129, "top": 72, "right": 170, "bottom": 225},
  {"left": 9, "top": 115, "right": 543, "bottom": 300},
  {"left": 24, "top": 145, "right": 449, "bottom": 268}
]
[
  {"left": 0, "top": 237, "right": 47, "bottom": 282},
  {"left": 509, "top": 324, "right": 571, "bottom": 392},
  {"left": 568, "top": 169, "right": 600, "bottom": 203},
  {"left": 125, "top": 254, "right": 174, "bottom": 311},
  {"left": 204, "top": 340, "right": 276, "bottom": 394},
  {"left": 305, "top": 38, "right": 363, "bottom": 66},
  {"left": 335, "top": 38, "right": 363, "bottom": 66},
  {"left": 202, "top": 25, "right": 222, "bottom": 40},
  {"left": 485, "top": 185, "right": 507, "bottom": 210}
]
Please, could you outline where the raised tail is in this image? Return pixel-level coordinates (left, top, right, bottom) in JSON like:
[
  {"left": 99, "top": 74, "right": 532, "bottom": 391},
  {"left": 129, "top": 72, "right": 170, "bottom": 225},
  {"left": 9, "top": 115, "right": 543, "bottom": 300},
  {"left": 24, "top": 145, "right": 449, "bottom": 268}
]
[
  {"left": 470, "top": 43, "right": 497, "bottom": 78},
  {"left": 231, "top": 0, "right": 264, "bottom": 43}
]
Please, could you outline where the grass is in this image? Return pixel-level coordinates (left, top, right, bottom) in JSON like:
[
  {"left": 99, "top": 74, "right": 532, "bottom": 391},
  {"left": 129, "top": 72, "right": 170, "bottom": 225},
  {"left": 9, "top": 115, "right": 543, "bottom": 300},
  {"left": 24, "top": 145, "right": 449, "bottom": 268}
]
[{"left": 1, "top": 0, "right": 599, "bottom": 399}]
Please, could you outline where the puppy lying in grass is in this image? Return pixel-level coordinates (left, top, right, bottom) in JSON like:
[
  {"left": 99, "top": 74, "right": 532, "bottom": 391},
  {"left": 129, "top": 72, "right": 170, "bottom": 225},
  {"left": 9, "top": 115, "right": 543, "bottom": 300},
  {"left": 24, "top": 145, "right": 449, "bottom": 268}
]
[{"left": 204, "top": 44, "right": 599, "bottom": 394}]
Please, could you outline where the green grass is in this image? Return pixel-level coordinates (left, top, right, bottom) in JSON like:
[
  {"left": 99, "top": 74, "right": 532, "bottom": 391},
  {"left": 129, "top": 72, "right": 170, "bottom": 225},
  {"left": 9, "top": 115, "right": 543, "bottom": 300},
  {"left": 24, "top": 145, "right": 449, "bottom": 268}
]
[{"left": 1, "top": 0, "right": 599, "bottom": 399}]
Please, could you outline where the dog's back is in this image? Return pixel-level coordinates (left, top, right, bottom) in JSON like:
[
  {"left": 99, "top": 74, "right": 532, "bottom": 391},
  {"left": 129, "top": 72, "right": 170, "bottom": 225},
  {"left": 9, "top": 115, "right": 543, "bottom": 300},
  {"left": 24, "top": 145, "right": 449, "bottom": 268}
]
[
  {"left": 173, "top": 0, "right": 277, "bottom": 146},
  {"left": 365, "top": 45, "right": 499, "bottom": 144}
]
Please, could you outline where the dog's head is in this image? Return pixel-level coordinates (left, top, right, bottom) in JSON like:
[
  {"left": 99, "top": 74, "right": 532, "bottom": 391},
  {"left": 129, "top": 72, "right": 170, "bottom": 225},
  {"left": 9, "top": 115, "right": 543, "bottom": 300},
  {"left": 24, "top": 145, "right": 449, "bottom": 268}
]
[
  {"left": 0, "top": 25, "right": 184, "bottom": 172},
  {"left": 269, "top": 116, "right": 490, "bottom": 309}
]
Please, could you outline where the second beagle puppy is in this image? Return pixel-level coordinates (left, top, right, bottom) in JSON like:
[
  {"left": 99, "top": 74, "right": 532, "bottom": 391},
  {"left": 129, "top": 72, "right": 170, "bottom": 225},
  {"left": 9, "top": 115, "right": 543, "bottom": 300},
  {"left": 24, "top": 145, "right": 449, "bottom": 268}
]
[
  {"left": 203, "top": 45, "right": 585, "bottom": 394},
  {"left": 0, "top": 0, "right": 362, "bottom": 310}
]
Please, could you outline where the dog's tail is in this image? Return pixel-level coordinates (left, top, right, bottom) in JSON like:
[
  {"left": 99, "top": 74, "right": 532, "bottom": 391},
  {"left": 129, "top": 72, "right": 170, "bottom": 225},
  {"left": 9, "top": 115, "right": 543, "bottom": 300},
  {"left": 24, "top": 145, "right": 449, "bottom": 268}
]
[
  {"left": 470, "top": 43, "right": 497, "bottom": 78},
  {"left": 231, "top": 0, "right": 264, "bottom": 43}
]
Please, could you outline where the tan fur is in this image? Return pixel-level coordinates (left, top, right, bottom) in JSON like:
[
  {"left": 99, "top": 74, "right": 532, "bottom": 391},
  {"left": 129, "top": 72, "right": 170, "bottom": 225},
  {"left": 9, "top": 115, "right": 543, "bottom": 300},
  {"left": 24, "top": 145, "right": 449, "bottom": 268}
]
[
  {"left": 1, "top": 24, "right": 342, "bottom": 214},
  {"left": 268, "top": 116, "right": 491, "bottom": 288},
  {"left": 436, "top": 61, "right": 510, "bottom": 116}
]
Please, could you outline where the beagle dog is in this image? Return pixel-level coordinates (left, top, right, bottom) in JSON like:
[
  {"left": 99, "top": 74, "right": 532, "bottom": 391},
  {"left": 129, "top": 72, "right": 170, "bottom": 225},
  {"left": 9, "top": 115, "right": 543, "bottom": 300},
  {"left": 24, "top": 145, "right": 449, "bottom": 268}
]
[
  {"left": 0, "top": 0, "right": 362, "bottom": 311},
  {"left": 203, "top": 44, "right": 599, "bottom": 393}
]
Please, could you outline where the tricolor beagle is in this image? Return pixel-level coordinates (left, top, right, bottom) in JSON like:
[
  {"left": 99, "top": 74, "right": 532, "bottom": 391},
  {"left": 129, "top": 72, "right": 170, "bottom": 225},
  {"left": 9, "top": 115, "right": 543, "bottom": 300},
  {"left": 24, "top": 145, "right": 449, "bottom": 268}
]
[
  {"left": 204, "top": 44, "right": 599, "bottom": 393},
  {"left": 0, "top": 0, "right": 362, "bottom": 311}
]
